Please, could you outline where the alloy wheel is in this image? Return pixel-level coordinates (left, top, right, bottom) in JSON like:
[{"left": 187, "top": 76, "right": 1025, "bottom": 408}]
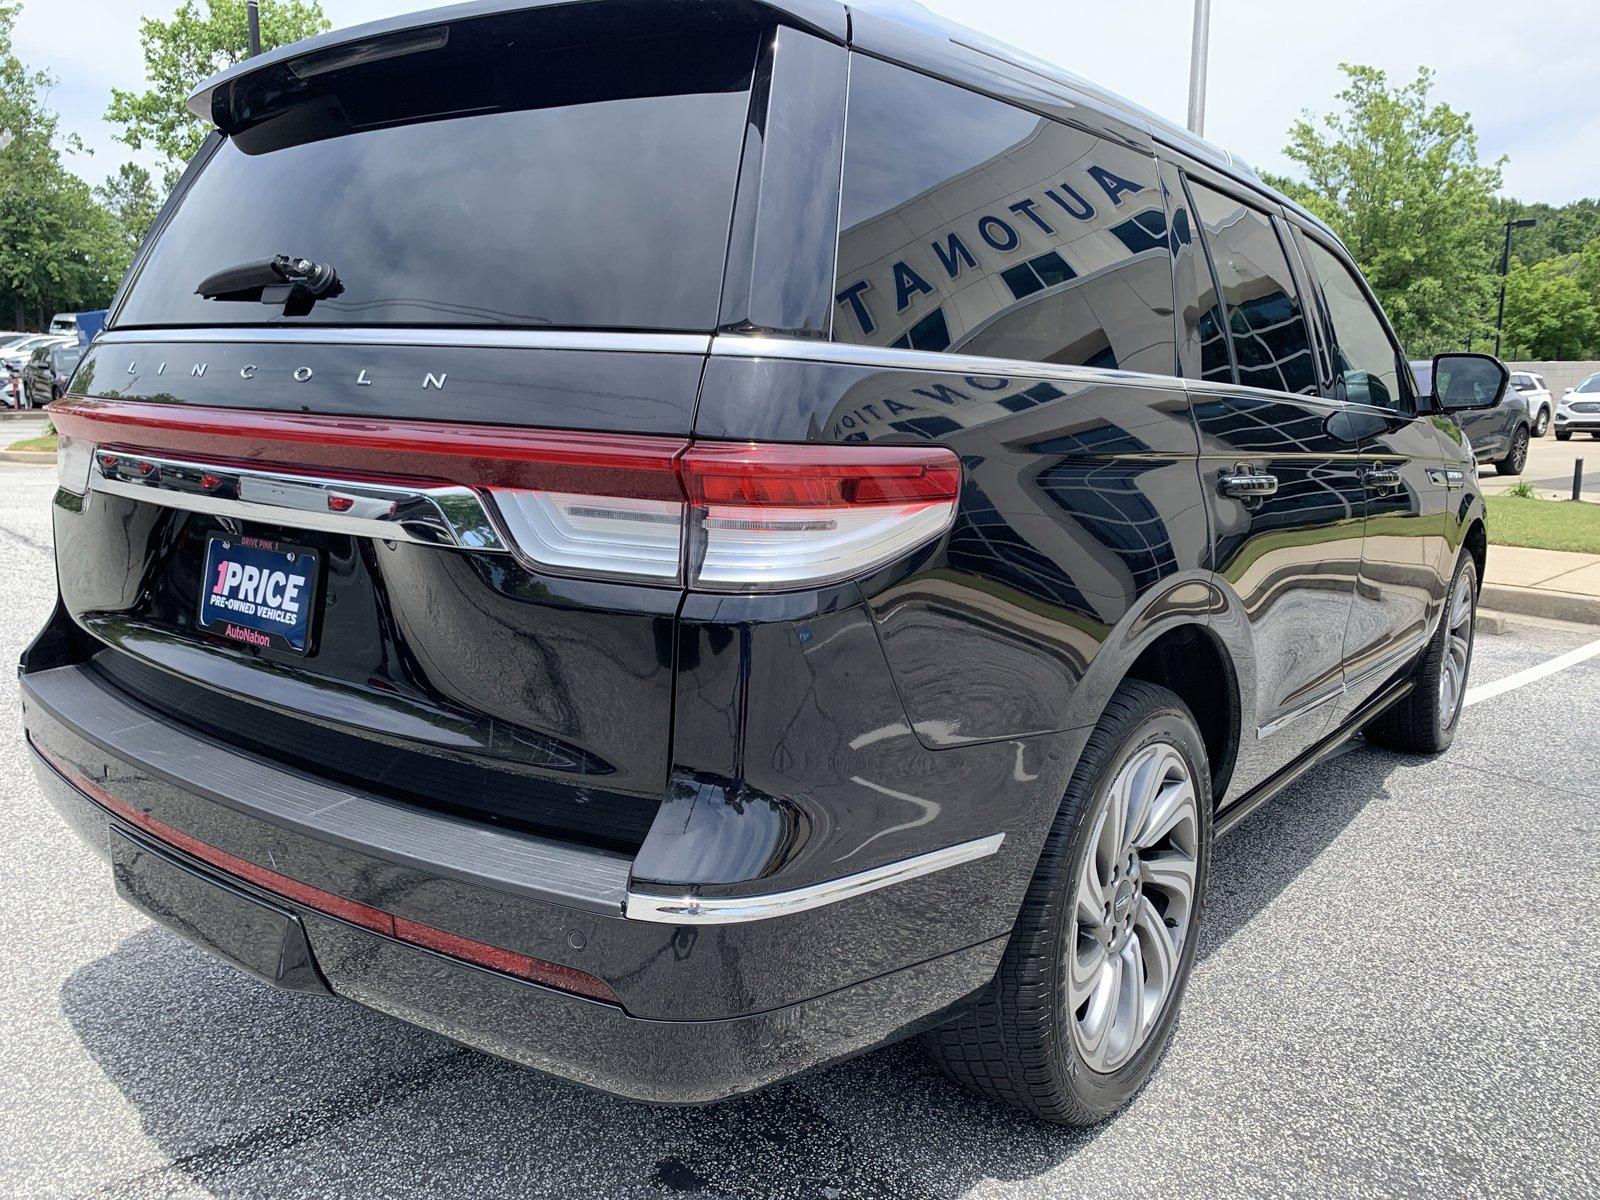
[
  {"left": 1533, "top": 409, "right": 1549, "bottom": 437},
  {"left": 1510, "top": 429, "right": 1529, "bottom": 472},
  {"left": 1067, "top": 742, "right": 1199, "bottom": 1074},
  {"left": 1438, "top": 567, "right": 1475, "bottom": 727}
]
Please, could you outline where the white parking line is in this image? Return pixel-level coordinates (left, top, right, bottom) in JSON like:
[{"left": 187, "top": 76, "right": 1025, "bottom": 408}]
[{"left": 1464, "top": 637, "right": 1600, "bottom": 707}]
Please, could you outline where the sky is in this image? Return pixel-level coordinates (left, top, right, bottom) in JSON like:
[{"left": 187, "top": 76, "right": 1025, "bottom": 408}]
[{"left": 15, "top": 0, "right": 1600, "bottom": 206}]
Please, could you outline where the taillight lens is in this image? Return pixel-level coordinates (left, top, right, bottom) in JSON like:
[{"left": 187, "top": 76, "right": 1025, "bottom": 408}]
[{"left": 679, "top": 444, "right": 961, "bottom": 590}]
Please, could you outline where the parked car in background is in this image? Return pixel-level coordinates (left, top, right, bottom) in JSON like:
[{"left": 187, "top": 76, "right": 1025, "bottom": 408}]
[
  {"left": 1, "top": 333, "right": 70, "bottom": 374},
  {"left": 48, "top": 310, "right": 108, "bottom": 346},
  {"left": 1555, "top": 373, "right": 1600, "bottom": 441},
  {"left": 19, "top": 341, "right": 82, "bottom": 409},
  {"left": 23, "top": 0, "right": 1502, "bottom": 1127},
  {"left": 1412, "top": 358, "right": 1528, "bottom": 473},
  {"left": 1509, "top": 371, "right": 1554, "bottom": 437}
]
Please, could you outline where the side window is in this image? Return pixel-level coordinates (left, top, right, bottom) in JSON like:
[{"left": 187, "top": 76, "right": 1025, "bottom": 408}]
[
  {"left": 1187, "top": 181, "right": 1317, "bottom": 396},
  {"left": 832, "top": 55, "right": 1175, "bottom": 375},
  {"left": 1300, "top": 237, "right": 1404, "bottom": 411}
]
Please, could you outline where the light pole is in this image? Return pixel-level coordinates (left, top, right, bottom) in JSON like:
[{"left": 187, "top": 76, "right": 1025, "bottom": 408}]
[
  {"left": 246, "top": 0, "right": 261, "bottom": 57},
  {"left": 1187, "top": 0, "right": 1212, "bottom": 136},
  {"left": 1494, "top": 216, "right": 1537, "bottom": 359}
]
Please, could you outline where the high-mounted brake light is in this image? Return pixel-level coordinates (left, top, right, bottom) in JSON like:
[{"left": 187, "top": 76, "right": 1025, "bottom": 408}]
[{"left": 51, "top": 398, "right": 962, "bottom": 591}]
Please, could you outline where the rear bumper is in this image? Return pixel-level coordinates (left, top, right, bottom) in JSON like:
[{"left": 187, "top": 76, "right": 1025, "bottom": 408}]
[{"left": 21, "top": 663, "right": 1008, "bottom": 1103}]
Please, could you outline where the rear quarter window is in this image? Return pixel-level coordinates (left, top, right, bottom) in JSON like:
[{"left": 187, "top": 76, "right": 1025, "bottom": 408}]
[{"left": 830, "top": 54, "right": 1174, "bottom": 375}]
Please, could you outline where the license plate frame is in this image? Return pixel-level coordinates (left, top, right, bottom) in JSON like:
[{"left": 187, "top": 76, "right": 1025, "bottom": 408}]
[{"left": 198, "top": 535, "right": 321, "bottom": 655}]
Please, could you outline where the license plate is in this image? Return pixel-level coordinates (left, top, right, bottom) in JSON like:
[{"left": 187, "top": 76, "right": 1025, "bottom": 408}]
[{"left": 198, "top": 536, "right": 319, "bottom": 654}]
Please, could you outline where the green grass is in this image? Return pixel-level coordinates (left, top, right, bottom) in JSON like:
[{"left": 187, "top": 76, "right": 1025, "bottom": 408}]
[
  {"left": 5, "top": 433, "right": 56, "bottom": 453},
  {"left": 1485, "top": 495, "right": 1600, "bottom": 555}
]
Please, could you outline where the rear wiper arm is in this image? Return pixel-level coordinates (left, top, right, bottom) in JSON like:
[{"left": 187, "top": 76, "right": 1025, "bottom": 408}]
[{"left": 196, "top": 254, "right": 343, "bottom": 315}]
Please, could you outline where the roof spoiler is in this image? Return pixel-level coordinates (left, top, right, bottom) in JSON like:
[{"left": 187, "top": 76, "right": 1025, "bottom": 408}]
[{"left": 187, "top": 0, "right": 848, "bottom": 133}]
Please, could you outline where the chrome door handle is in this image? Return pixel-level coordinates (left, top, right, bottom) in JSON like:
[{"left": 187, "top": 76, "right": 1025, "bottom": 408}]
[
  {"left": 1363, "top": 467, "right": 1403, "bottom": 490},
  {"left": 1218, "top": 472, "right": 1278, "bottom": 499}
]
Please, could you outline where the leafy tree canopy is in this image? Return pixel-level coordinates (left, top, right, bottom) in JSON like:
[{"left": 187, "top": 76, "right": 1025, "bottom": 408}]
[
  {"left": 1269, "top": 63, "right": 1504, "bottom": 358},
  {"left": 105, "top": 0, "right": 328, "bottom": 183},
  {"left": 0, "top": 2, "right": 129, "bottom": 328}
]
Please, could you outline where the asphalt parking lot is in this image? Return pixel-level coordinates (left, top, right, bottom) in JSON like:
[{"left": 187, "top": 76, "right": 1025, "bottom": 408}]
[{"left": 2, "top": 460, "right": 1597, "bottom": 1199}]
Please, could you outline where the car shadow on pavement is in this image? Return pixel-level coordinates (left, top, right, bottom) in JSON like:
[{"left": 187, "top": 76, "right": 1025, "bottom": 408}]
[{"left": 59, "top": 740, "right": 1402, "bottom": 1200}]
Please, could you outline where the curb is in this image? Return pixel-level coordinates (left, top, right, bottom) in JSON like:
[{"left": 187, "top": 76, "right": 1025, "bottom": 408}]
[
  {"left": 0, "top": 450, "right": 54, "bottom": 465},
  {"left": 1480, "top": 582, "right": 1600, "bottom": 627},
  {"left": 0, "top": 408, "right": 46, "bottom": 419}
]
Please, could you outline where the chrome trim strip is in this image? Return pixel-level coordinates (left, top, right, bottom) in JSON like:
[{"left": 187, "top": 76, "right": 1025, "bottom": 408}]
[
  {"left": 88, "top": 453, "right": 507, "bottom": 553},
  {"left": 95, "top": 328, "right": 713, "bottom": 354},
  {"left": 1256, "top": 687, "right": 1344, "bottom": 740},
  {"left": 709, "top": 335, "right": 1182, "bottom": 392},
  {"left": 624, "top": 832, "right": 1006, "bottom": 924},
  {"left": 1344, "top": 634, "right": 1429, "bottom": 691}
]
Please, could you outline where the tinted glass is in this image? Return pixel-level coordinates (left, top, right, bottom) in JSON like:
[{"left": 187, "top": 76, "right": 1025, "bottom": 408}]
[
  {"left": 1577, "top": 375, "right": 1600, "bottom": 393},
  {"left": 1300, "top": 237, "right": 1403, "bottom": 409},
  {"left": 116, "top": 24, "right": 756, "bottom": 330},
  {"left": 1188, "top": 182, "right": 1316, "bottom": 395},
  {"left": 832, "top": 56, "right": 1174, "bottom": 374}
]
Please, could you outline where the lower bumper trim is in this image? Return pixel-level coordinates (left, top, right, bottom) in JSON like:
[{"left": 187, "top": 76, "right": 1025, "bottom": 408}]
[{"left": 625, "top": 832, "right": 1005, "bottom": 924}]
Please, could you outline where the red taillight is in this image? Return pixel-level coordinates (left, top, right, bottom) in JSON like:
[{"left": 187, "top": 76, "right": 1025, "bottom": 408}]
[
  {"left": 31, "top": 739, "right": 619, "bottom": 1005},
  {"left": 679, "top": 443, "right": 962, "bottom": 507},
  {"left": 53, "top": 397, "right": 962, "bottom": 591}
]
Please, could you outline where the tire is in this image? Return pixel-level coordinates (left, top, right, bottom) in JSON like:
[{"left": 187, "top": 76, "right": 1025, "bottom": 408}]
[
  {"left": 1556, "top": 430, "right": 1572, "bottom": 442},
  {"left": 1494, "top": 426, "right": 1529, "bottom": 475},
  {"left": 1532, "top": 407, "right": 1550, "bottom": 437},
  {"left": 1366, "top": 554, "right": 1477, "bottom": 755},
  {"left": 923, "top": 680, "right": 1212, "bottom": 1125}
]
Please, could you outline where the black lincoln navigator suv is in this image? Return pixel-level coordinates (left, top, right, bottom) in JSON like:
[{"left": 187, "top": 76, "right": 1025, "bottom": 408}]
[{"left": 22, "top": 0, "right": 1502, "bottom": 1124}]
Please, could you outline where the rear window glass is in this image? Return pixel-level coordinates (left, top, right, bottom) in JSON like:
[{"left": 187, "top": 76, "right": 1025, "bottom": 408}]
[
  {"left": 115, "top": 17, "right": 758, "bottom": 331},
  {"left": 831, "top": 55, "right": 1174, "bottom": 375}
]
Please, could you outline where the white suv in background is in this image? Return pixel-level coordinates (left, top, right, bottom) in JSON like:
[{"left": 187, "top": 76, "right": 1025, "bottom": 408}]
[
  {"left": 1555, "top": 373, "right": 1600, "bottom": 441},
  {"left": 1510, "top": 371, "right": 1554, "bottom": 436}
]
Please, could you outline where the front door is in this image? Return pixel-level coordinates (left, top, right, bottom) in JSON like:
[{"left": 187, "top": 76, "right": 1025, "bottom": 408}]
[{"left": 1290, "top": 228, "right": 1453, "bottom": 708}]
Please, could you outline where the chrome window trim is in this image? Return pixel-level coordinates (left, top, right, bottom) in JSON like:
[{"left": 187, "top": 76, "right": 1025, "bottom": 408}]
[
  {"left": 95, "top": 328, "right": 713, "bottom": 355},
  {"left": 710, "top": 334, "right": 1183, "bottom": 391},
  {"left": 624, "top": 832, "right": 1005, "bottom": 924}
]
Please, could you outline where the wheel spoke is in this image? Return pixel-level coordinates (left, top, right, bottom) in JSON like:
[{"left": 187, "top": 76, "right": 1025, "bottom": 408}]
[
  {"left": 1134, "top": 896, "right": 1179, "bottom": 1002},
  {"left": 1133, "top": 775, "right": 1195, "bottom": 851},
  {"left": 1116, "top": 941, "right": 1144, "bottom": 1053},
  {"left": 1068, "top": 936, "right": 1108, "bottom": 1005},
  {"left": 1078, "top": 949, "right": 1122, "bottom": 1071},
  {"left": 1140, "top": 850, "right": 1196, "bottom": 914}
]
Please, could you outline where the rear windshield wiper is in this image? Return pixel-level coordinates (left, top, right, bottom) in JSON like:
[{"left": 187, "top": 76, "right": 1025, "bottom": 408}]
[{"left": 196, "top": 254, "right": 343, "bottom": 316}]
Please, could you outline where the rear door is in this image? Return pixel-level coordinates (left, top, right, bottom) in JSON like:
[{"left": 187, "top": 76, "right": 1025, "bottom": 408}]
[
  {"left": 1291, "top": 226, "right": 1452, "bottom": 703},
  {"left": 1172, "top": 171, "right": 1364, "bottom": 798}
]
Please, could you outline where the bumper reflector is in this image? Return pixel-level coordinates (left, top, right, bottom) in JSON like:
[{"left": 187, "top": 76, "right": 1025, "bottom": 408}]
[{"left": 32, "top": 738, "right": 619, "bottom": 1005}]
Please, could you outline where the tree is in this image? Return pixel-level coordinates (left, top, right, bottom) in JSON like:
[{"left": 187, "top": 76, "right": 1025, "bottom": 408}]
[
  {"left": 96, "top": 162, "right": 163, "bottom": 252},
  {"left": 0, "top": 3, "right": 130, "bottom": 327},
  {"left": 1270, "top": 64, "right": 1503, "bottom": 358},
  {"left": 106, "top": 0, "right": 329, "bottom": 184},
  {"left": 1501, "top": 254, "right": 1600, "bottom": 360}
]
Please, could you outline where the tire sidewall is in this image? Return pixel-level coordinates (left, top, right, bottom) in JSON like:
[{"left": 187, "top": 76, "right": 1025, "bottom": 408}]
[
  {"left": 1421, "top": 555, "right": 1478, "bottom": 750},
  {"left": 1048, "top": 699, "right": 1214, "bottom": 1116}
]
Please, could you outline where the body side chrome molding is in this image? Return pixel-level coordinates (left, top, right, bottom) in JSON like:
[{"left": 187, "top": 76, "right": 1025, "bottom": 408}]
[
  {"left": 95, "top": 328, "right": 713, "bottom": 355},
  {"left": 89, "top": 452, "right": 508, "bottom": 553},
  {"left": 625, "top": 832, "right": 1006, "bottom": 924},
  {"left": 1256, "top": 686, "right": 1343, "bottom": 740}
]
